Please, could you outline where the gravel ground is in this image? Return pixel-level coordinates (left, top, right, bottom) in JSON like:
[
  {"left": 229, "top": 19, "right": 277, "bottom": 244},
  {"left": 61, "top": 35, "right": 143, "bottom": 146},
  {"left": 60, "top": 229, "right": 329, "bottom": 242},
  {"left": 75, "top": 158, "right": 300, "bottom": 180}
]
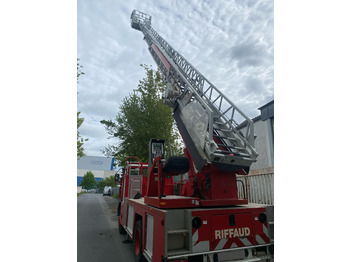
[{"left": 102, "top": 195, "right": 119, "bottom": 221}]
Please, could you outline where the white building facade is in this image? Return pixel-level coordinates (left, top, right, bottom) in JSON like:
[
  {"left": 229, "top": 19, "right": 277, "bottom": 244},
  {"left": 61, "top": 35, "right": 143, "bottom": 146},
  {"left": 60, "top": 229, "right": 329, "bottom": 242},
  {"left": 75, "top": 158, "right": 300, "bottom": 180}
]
[
  {"left": 238, "top": 100, "right": 274, "bottom": 171},
  {"left": 77, "top": 156, "right": 115, "bottom": 187}
]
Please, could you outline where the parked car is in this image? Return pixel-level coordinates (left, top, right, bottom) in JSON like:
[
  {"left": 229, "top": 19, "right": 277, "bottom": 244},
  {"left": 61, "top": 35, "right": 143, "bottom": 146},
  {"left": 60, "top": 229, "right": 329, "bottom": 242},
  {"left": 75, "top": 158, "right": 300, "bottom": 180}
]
[{"left": 103, "top": 186, "right": 112, "bottom": 196}]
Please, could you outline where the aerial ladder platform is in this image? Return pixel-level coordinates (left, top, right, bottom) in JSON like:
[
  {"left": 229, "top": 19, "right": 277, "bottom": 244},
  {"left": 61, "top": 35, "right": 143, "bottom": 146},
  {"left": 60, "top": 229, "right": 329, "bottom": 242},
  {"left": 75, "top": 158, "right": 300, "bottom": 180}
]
[
  {"left": 116, "top": 11, "right": 274, "bottom": 261},
  {"left": 130, "top": 10, "right": 258, "bottom": 174}
]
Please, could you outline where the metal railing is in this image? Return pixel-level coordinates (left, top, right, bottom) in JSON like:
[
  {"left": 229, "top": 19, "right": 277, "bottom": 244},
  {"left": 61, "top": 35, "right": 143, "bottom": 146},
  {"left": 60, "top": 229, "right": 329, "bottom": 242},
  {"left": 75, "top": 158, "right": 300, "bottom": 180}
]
[{"left": 237, "top": 170, "right": 274, "bottom": 205}]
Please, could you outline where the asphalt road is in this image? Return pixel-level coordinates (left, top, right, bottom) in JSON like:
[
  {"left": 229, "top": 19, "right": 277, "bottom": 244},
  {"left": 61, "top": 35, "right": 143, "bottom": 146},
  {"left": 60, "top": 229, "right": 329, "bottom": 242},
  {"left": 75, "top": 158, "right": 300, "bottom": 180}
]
[{"left": 77, "top": 193, "right": 134, "bottom": 262}]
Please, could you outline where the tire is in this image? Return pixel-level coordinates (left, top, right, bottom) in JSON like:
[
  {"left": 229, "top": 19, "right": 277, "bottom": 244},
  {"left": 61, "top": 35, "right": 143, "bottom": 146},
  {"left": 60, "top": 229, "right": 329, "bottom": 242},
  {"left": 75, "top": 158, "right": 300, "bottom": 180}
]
[{"left": 134, "top": 220, "right": 145, "bottom": 262}]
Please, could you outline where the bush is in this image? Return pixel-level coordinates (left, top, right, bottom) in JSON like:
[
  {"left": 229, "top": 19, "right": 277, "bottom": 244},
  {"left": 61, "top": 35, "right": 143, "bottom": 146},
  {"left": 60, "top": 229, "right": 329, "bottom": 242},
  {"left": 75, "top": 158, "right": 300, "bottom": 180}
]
[{"left": 97, "top": 175, "right": 117, "bottom": 189}]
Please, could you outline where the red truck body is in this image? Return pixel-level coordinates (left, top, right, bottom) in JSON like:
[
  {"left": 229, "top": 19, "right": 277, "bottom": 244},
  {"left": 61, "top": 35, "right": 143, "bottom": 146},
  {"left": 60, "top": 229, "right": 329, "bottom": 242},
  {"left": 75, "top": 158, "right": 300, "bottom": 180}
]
[{"left": 118, "top": 157, "right": 273, "bottom": 262}]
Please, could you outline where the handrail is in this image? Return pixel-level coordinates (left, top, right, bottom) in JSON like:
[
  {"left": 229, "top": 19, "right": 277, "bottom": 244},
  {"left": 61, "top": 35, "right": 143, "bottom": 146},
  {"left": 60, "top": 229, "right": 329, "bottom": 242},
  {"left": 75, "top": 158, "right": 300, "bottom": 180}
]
[{"left": 125, "top": 156, "right": 141, "bottom": 164}]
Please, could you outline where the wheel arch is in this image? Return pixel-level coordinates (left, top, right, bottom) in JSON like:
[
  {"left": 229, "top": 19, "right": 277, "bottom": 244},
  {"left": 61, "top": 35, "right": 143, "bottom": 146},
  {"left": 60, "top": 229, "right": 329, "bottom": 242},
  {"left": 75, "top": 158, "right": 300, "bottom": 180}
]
[
  {"left": 133, "top": 215, "right": 146, "bottom": 262},
  {"left": 133, "top": 213, "right": 143, "bottom": 237}
]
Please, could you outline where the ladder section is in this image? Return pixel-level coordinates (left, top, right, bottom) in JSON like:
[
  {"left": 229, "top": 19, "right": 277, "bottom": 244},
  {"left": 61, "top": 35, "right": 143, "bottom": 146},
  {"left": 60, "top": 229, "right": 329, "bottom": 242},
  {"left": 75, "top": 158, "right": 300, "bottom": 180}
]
[
  {"left": 130, "top": 10, "right": 151, "bottom": 31},
  {"left": 131, "top": 10, "right": 258, "bottom": 171}
]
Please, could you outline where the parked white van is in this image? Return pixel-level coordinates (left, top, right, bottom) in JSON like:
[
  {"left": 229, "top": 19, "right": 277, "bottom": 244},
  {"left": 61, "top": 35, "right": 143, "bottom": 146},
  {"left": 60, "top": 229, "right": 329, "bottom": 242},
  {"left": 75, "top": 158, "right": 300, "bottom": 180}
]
[{"left": 103, "top": 186, "right": 112, "bottom": 196}]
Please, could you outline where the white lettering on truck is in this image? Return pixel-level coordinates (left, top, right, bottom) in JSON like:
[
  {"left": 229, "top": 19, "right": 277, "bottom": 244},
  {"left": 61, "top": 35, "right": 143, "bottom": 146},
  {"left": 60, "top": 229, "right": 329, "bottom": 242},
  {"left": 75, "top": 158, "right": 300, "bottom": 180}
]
[{"left": 214, "top": 227, "right": 250, "bottom": 239}]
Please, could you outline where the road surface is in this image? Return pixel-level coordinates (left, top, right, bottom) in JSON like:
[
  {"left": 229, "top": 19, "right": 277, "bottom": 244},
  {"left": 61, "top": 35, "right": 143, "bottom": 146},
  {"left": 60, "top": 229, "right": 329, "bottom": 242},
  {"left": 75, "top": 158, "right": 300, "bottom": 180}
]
[
  {"left": 77, "top": 193, "right": 134, "bottom": 262},
  {"left": 78, "top": 193, "right": 274, "bottom": 262}
]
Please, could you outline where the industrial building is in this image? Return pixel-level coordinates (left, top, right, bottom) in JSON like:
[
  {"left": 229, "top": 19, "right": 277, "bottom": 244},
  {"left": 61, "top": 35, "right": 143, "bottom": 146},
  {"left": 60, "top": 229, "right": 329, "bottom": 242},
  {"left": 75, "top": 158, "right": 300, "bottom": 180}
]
[
  {"left": 77, "top": 156, "right": 115, "bottom": 190},
  {"left": 238, "top": 100, "right": 274, "bottom": 171}
]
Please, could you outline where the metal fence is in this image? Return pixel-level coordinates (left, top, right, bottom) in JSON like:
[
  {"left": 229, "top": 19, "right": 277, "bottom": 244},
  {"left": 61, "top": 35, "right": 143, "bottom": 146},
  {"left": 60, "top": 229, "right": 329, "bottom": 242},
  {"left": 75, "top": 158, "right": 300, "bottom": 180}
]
[{"left": 237, "top": 168, "right": 274, "bottom": 205}]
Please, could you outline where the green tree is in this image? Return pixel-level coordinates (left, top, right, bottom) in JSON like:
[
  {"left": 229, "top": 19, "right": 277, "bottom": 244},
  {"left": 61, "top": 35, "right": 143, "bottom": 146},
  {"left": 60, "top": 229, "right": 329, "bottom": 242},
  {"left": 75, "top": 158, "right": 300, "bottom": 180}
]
[
  {"left": 77, "top": 58, "right": 88, "bottom": 159},
  {"left": 80, "top": 171, "right": 97, "bottom": 189},
  {"left": 101, "top": 64, "right": 183, "bottom": 165},
  {"left": 97, "top": 179, "right": 106, "bottom": 189},
  {"left": 77, "top": 111, "right": 88, "bottom": 159},
  {"left": 77, "top": 58, "right": 85, "bottom": 83},
  {"left": 97, "top": 175, "right": 117, "bottom": 189}
]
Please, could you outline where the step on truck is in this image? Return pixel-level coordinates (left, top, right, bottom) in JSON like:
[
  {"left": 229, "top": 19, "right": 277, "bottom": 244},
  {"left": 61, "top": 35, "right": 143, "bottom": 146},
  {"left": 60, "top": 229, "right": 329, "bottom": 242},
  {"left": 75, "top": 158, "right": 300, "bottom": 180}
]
[{"left": 117, "top": 10, "right": 274, "bottom": 262}]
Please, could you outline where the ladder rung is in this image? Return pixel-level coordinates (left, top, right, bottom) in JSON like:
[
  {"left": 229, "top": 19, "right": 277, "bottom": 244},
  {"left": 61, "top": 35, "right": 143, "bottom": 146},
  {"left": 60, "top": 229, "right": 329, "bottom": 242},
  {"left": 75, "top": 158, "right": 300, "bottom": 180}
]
[
  {"left": 217, "top": 143, "right": 235, "bottom": 149},
  {"left": 215, "top": 150, "right": 233, "bottom": 155},
  {"left": 215, "top": 150, "right": 250, "bottom": 157},
  {"left": 215, "top": 128, "right": 231, "bottom": 133},
  {"left": 213, "top": 134, "right": 237, "bottom": 141},
  {"left": 235, "top": 152, "right": 250, "bottom": 157}
]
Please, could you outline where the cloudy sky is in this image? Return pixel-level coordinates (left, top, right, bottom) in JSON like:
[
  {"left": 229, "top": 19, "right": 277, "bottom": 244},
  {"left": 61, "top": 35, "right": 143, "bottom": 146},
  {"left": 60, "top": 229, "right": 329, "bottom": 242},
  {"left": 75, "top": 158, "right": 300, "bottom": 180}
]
[{"left": 77, "top": 0, "right": 274, "bottom": 157}]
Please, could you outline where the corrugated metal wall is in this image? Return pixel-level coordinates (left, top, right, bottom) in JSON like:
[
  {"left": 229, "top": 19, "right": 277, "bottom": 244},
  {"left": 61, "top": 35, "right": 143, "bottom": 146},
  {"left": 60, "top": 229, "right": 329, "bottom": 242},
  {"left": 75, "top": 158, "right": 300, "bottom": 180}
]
[
  {"left": 237, "top": 169, "right": 274, "bottom": 205},
  {"left": 77, "top": 176, "right": 103, "bottom": 187}
]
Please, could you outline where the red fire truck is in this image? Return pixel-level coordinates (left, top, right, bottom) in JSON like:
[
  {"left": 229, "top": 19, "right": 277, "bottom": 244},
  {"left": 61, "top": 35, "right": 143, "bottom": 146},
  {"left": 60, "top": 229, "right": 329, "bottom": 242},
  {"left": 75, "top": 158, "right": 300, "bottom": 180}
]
[{"left": 117, "top": 10, "right": 274, "bottom": 262}]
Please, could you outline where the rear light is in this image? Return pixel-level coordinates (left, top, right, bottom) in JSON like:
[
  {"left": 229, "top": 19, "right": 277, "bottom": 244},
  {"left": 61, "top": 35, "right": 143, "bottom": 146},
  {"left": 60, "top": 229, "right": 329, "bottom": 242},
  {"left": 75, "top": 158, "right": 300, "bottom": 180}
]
[
  {"left": 192, "top": 217, "right": 202, "bottom": 229},
  {"left": 258, "top": 212, "right": 267, "bottom": 223},
  {"left": 229, "top": 214, "right": 235, "bottom": 226}
]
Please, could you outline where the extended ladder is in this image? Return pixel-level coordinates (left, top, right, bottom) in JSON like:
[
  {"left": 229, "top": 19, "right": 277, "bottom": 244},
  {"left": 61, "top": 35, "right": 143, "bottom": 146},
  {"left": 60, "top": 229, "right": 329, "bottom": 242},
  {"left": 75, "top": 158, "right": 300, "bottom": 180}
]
[{"left": 131, "top": 10, "right": 258, "bottom": 172}]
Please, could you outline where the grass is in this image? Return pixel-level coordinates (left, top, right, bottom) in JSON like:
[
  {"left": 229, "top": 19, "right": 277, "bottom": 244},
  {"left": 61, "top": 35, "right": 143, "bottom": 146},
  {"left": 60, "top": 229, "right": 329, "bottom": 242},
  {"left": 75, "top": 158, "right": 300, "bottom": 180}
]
[
  {"left": 77, "top": 192, "right": 87, "bottom": 197},
  {"left": 112, "top": 194, "right": 120, "bottom": 200}
]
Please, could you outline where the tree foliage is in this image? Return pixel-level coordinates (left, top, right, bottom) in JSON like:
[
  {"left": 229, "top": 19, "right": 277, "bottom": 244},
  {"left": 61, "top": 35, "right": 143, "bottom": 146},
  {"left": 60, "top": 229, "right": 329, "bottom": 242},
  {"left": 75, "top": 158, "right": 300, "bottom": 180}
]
[
  {"left": 77, "top": 58, "right": 85, "bottom": 83},
  {"left": 77, "top": 58, "right": 88, "bottom": 159},
  {"left": 80, "top": 171, "right": 97, "bottom": 189},
  {"left": 101, "top": 64, "right": 183, "bottom": 165},
  {"left": 77, "top": 112, "right": 88, "bottom": 159},
  {"left": 97, "top": 175, "right": 117, "bottom": 189}
]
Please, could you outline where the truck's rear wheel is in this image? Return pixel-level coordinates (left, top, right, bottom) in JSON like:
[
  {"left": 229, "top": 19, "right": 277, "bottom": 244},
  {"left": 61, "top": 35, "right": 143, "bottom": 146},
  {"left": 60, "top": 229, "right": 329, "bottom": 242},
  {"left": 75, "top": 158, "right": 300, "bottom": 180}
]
[{"left": 134, "top": 220, "right": 145, "bottom": 262}]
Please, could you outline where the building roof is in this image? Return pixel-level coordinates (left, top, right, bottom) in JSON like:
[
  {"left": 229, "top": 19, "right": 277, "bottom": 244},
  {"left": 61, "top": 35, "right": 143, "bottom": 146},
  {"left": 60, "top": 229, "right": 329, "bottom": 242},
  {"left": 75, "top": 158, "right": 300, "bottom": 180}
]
[
  {"left": 259, "top": 100, "right": 274, "bottom": 121},
  {"left": 236, "top": 100, "right": 273, "bottom": 130},
  {"left": 236, "top": 115, "right": 261, "bottom": 130},
  {"left": 258, "top": 100, "right": 274, "bottom": 110}
]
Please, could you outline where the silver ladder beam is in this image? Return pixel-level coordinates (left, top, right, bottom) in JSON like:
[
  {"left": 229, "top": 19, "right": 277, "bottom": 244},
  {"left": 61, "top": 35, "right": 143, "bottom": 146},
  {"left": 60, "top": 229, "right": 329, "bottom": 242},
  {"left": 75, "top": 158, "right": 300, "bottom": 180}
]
[{"left": 130, "top": 10, "right": 258, "bottom": 171}]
